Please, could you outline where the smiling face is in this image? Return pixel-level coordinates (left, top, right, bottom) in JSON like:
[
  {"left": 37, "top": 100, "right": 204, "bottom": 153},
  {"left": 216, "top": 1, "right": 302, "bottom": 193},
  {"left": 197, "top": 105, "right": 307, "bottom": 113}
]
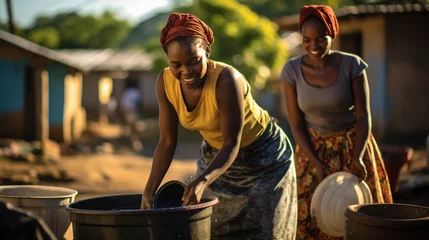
[
  {"left": 166, "top": 37, "right": 209, "bottom": 88},
  {"left": 301, "top": 17, "right": 333, "bottom": 60}
]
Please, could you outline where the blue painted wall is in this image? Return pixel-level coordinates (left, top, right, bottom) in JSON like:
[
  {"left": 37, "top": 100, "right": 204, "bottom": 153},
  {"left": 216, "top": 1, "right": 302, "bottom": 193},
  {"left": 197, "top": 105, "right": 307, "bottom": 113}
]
[
  {"left": 47, "top": 63, "right": 67, "bottom": 125},
  {"left": 0, "top": 60, "right": 27, "bottom": 113}
]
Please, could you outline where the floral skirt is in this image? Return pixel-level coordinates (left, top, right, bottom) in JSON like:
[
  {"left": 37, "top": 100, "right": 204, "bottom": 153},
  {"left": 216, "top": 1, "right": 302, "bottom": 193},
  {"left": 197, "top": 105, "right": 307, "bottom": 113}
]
[{"left": 296, "top": 126, "right": 393, "bottom": 240}]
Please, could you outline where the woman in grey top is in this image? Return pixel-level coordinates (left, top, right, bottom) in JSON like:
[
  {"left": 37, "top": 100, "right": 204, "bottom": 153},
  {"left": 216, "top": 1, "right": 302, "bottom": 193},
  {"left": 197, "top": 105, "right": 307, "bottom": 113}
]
[{"left": 281, "top": 5, "right": 393, "bottom": 240}]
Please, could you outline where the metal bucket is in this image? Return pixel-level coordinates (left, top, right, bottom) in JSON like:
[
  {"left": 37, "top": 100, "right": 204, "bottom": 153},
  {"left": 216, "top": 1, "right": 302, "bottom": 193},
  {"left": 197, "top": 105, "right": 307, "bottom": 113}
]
[
  {"left": 0, "top": 185, "right": 78, "bottom": 240},
  {"left": 66, "top": 193, "right": 219, "bottom": 240},
  {"left": 345, "top": 203, "right": 429, "bottom": 239}
]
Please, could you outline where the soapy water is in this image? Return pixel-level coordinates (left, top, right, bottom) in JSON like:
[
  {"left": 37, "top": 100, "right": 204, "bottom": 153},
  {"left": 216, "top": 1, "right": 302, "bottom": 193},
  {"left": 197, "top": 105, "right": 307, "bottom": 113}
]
[
  {"left": 185, "top": 174, "right": 195, "bottom": 184},
  {"left": 155, "top": 197, "right": 183, "bottom": 209}
]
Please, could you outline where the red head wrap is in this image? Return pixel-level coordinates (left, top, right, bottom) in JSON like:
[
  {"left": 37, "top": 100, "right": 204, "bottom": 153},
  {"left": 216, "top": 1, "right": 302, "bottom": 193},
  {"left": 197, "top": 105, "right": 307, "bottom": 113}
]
[
  {"left": 160, "top": 13, "right": 214, "bottom": 52},
  {"left": 298, "top": 5, "right": 339, "bottom": 39}
]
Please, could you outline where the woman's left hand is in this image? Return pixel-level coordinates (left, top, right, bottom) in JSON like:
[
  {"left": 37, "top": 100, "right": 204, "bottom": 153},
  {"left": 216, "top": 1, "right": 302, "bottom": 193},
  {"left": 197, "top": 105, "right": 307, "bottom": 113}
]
[
  {"left": 182, "top": 178, "right": 208, "bottom": 206},
  {"left": 350, "top": 158, "right": 367, "bottom": 182}
]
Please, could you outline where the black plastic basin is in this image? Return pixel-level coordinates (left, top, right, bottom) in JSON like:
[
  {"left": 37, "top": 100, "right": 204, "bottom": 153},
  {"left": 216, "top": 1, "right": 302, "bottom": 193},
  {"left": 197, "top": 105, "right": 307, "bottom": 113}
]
[
  {"left": 153, "top": 180, "right": 186, "bottom": 209},
  {"left": 66, "top": 194, "right": 218, "bottom": 240},
  {"left": 345, "top": 203, "right": 429, "bottom": 239}
]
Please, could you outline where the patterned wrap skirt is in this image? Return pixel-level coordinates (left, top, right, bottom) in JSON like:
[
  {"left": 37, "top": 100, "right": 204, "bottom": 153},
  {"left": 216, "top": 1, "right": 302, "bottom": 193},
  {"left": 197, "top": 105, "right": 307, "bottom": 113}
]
[
  {"left": 197, "top": 121, "right": 298, "bottom": 240},
  {"left": 296, "top": 126, "right": 393, "bottom": 240}
]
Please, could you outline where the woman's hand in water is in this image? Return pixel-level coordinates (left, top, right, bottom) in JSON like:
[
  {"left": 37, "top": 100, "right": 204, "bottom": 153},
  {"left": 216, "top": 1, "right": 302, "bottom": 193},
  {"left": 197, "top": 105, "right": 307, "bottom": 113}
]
[
  {"left": 140, "top": 192, "right": 154, "bottom": 209},
  {"left": 182, "top": 178, "right": 207, "bottom": 206},
  {"left": 350, "top": 158, "right": 367, "bottom": 182}
]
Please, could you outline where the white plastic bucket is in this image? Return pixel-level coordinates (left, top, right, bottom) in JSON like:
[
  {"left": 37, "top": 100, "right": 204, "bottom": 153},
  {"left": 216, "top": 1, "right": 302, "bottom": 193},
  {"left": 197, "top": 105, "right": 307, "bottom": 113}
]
[{"left": 0, "top": 185, "right": 78, "bottom": 240}]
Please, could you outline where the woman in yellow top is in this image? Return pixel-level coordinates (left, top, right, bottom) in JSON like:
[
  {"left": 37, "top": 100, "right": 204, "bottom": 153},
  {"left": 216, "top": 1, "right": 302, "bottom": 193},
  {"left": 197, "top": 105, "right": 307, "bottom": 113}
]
[{"left": 141, "top": 13, "right": 297, "bottom": 239}]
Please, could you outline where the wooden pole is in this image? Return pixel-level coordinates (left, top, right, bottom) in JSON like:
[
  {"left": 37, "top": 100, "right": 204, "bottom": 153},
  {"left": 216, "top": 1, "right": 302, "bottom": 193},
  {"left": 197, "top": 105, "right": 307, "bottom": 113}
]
[
  {"left": 6, "top": 0, "right": 16, "bottom": 34},
  {"left": 35, "top": 68, "right": 49, "bottom": 162}
]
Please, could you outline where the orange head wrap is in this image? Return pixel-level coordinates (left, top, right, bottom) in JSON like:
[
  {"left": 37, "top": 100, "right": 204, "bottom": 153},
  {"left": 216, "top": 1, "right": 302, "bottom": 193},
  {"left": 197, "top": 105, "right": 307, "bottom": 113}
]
[
  {"left": 160, "top": 13, "right": 214, "bottom": 52},
  {"left": 298, "top": 5, "right": 339, "bottom": 39}
]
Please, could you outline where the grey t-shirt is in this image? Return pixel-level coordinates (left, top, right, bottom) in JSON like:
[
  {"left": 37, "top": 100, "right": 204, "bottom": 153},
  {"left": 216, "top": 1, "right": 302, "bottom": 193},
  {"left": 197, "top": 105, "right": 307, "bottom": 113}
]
[{"left": 280, "top": 51, "right": 368, "bottom": 132}]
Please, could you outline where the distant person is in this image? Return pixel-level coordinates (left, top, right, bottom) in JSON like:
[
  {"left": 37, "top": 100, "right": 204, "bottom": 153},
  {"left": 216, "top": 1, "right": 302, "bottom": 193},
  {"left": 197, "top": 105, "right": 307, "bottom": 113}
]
[
  {"left": 120, "top": 80, "right": 143, "bottom": 151},
  {"left": 281, "top": 5, "right": 392, "bottom": 239},
  {"left": 105, "top": 93, "right": 120, "bottom": 124},
  {"left": 140, "top": 13, "right": 297, "bottom": 239}
]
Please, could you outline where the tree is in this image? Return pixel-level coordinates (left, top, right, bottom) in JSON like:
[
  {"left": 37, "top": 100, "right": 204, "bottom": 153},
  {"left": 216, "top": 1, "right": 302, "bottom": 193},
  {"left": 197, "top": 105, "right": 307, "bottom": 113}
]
[
  {"left": 27, "top": 27, "right": 60, "bottom": 49},
  {"left": 144, "top": 0, "right": 289, "bottom": 90},
  {"left": 0, "top": 22, "right": 9, "bottom": 33},
  {"left": 234, "top": 0, "right": 425, "bottom": 19},
  {"left": 236, "top": 0, "right": 355, "bottom": 19},
  {"left": 25, "top": 10, "right": 131, "bottom": 49},
  {"left": 1, "top": 21, "right": 25, "bottom": 37}
]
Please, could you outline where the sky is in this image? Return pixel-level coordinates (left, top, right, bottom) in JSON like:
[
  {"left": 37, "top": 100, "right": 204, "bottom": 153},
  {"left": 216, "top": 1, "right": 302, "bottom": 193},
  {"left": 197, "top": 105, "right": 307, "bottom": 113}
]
[{"left": 0, "top": 0, "right": 173, "bottom": 27}]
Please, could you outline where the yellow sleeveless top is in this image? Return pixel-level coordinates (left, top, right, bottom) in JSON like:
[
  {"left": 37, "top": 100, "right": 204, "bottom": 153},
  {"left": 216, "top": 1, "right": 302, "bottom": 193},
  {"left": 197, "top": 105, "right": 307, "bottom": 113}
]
[{"left": 163, "top": 60, "right": 270, "bottom": 149}]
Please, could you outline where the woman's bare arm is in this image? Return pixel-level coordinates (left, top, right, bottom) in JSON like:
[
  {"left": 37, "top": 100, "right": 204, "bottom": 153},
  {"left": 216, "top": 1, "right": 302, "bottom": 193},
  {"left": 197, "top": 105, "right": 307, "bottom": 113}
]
[
  {"left": 283, "top": 81, "right": 329, "bottom": 181},
  {"left": 350, "top": 70, "right": 370, "bottom": 180},
  {"left": 182, "top": 66, "right": 245, "bottom": 205},
  {"left": 141, "top": 71, "right": 179, "bottom": 208}
]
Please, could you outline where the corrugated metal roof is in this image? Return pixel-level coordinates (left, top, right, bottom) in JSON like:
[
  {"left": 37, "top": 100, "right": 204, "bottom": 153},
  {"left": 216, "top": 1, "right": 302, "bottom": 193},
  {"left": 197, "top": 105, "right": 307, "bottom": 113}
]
[
  {"left": 58, "top": 49, "right": 153, "bottom": 72},
  {"left": 0, "top": 29, "right": 84, "bottom": 70},
  {"left": 0, "top": 30, "right": 153, "bottom": 72},
  {"left": 274, "top": 3, "right": 429, "bottom": 31}
]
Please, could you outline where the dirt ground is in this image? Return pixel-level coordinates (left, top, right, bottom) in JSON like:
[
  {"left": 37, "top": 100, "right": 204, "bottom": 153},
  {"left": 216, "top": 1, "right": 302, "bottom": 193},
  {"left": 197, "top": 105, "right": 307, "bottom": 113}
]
[
  {"left": 60, "top": 151, "right": 199, "bottom": 201},
  {"left": 0, "top": 145, "right": 200, "bottom": 201}
]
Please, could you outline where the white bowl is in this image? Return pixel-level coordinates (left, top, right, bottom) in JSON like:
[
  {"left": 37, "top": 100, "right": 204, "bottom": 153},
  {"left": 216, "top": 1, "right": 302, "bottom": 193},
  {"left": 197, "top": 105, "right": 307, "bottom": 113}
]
[{"left": 310, "top": 171, "right": 373, "bottom": 237}]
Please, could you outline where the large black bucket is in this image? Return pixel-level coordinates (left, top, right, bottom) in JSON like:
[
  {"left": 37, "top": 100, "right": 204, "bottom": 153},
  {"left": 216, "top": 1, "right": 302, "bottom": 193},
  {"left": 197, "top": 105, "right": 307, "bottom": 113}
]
[
  {"left": 345, "top": 203, "right": 429, "bottom": 240},
  {"left": 66, "top": 194, "right": 218, "bottom": 240}
]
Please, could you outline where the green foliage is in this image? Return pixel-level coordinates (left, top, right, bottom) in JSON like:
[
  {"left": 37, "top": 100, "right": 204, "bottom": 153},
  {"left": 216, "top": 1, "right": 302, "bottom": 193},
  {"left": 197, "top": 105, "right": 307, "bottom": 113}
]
[
  {"left": 0, "top": 21, "right": 25, "bottom": 37},
  {"left": 0, "top": 22, "right": 9, "bottom": 31},
  {"left": 237, "top": 0, "right": 356, "bottom": 19},
  {"left": 25, "top": 10, "right": 131, "bottom": 49},
  {"left": 236, "top": 0, "right": 427, "bottom": 19},
  {"left": 351, "top": 0, "right": 425, "bottom": 4},
  {"left": 146, "top": 0, "right": 288, "bottom": 90},
  {"left": 27, "top": 27, "right": 60, "bottom": 48}
]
